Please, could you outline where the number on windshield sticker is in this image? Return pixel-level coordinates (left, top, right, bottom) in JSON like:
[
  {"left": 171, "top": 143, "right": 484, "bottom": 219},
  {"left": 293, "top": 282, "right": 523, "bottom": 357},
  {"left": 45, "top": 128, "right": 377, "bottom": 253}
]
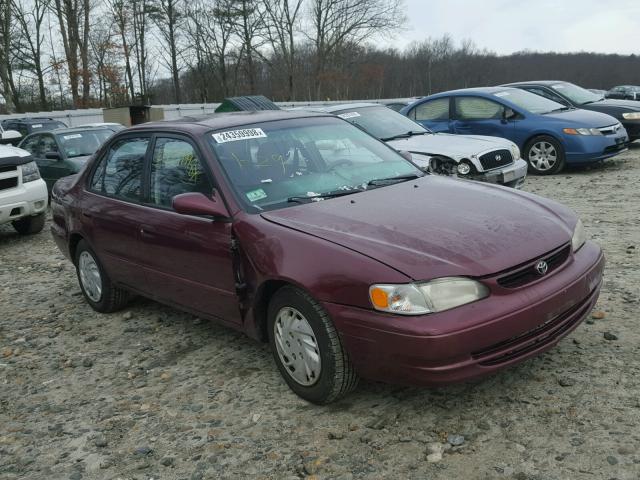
[{"left": 212, "top": 128, "right": 267, "bottom": 143}]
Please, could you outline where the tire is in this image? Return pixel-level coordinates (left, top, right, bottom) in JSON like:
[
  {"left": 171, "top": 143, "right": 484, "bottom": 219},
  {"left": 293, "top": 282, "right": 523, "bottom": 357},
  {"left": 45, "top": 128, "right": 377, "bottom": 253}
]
[
  {"left": 524, "top": 135, "right": 565, "bottom": 175},
  {"left": 74, "top": 239, "right": 130, "bottom": 313},
  {"left": 12, "top": 213, "right": 45, "bottom": 235},
  {"left": 267, "top": 286, "right": 358, "bottom": 404}
]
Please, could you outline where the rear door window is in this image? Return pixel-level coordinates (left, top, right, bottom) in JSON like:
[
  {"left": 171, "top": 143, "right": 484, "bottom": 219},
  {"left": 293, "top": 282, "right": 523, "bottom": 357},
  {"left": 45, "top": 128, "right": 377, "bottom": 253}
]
[
  {"left": 90, "top": 137, "right": 149, "bottom": 202},
  {"left": 411, "top": 98, "right": 450, "bottom": 122}
]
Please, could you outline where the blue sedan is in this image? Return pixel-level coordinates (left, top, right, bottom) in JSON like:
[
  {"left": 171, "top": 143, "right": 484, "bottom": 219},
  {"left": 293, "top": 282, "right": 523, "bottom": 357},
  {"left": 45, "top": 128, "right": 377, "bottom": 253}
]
[{"left": 400, "top": 87, "right": 629, "bottom": 174}]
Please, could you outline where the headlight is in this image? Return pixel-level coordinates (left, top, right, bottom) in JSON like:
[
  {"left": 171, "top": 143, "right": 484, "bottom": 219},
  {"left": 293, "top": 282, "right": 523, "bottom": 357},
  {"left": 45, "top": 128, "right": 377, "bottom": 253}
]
[
  {"left": 457, "top": 161, "right": 472, "bottom": 175},
  {"left": 572, "top": 219, "right": 587, "bottom": 252},
  {"left": 510, "top": 143, "right": 521, "bottom": 159},
  {"left": 369, "top": 278, "right": 489, "bottom": 315},
  {"left": 21, "top": 161, "right": 41, "bottom": 183},
  {"left": 622, "top": 112, "right": 640, "bottom": 120},
  {"left": 563, "top": 128, "right": 603, "bottom": 136}
]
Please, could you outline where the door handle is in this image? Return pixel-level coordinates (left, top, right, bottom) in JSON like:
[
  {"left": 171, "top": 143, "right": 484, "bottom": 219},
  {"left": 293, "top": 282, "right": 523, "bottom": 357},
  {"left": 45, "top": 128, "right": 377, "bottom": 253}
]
[
  {"left": 82, "top": 212, "right": 92, "bottom": 219},
  {"left": 139, "top": 226, "right": 157, "bottom": 239}
]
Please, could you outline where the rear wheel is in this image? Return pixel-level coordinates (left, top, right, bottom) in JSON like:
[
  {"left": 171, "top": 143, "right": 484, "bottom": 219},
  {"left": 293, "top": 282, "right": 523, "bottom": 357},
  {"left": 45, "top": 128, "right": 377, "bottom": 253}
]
[
  {"left": 267, "top": 286, "right": 358, "bottom": 404},
  {"left": 12, "top": 213, "right": 45, "bottom": 235},
  {"left": 75, "top": 240, "right": 130, "bottom": 313},
  {"left": 524, "top": 135, "right": 565, "bottom": 175}
]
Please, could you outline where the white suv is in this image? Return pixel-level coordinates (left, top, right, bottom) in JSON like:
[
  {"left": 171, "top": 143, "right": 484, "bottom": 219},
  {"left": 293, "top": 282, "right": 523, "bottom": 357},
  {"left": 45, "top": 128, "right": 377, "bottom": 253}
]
[{"left": 0, "top": 145, "right": 48, "bottom": 234}]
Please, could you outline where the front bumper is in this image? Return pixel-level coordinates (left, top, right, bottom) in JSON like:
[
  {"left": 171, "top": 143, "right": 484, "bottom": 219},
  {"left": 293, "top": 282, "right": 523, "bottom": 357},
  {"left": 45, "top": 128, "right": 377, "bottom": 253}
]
[
  {"left": 0, "top": 178, "right": 47, "bottom": 225},
  {"left": 471, "top": 158, "right": 527, "bottom": 188},
  {"left": 324, "top": 241, "right": 604, "bottom": 387},
  {"left": 565, "top": 129, "right": 629, "bottom": 164}
]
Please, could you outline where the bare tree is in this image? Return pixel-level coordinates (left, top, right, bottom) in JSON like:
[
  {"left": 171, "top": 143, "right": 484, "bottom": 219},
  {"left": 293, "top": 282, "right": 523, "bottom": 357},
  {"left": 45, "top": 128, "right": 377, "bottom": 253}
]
[
  {"left": 151, "top": 0, "right": 183, "bottom": 103},
  {"left": 309, "top": 0, "right": 405, "bottom": 98},
  {"left": 132, "top": 0, "right": 152, "bottom": 103},
  {"left": 0, "top": 0, "right": 16, "bottom": 111},
  {"left": 263, "top": 0, "right": 303, "bottom": 100},
  {"left": 11, "top": 0, "right": 51, "bottom": 109},
  {"left": 228, "top": 0, "right": 266, "bottom": 95},
  {"left": 108, "top": 0, "right": 135, "bottom": 102},
  {"left": 53, "top": 0, "right": 92, "bottom": 107}
]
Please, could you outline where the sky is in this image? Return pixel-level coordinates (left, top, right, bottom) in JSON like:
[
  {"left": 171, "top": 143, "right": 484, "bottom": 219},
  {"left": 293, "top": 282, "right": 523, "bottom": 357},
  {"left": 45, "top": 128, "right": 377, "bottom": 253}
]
[{"left": 391, "top": 0, "right": 640, "bottom": 55}]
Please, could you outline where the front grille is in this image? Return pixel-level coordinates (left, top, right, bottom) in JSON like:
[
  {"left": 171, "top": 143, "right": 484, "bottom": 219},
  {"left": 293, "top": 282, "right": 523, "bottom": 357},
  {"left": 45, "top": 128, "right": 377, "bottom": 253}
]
[
  {"left": 0, "top": 165, "right": 17, "bottom": 174},
  {"left": 597, "top": 123, "right": 622, "bottom": 135},
  {"left": 472, "top": 289, "right": 594, "bottom": 366},
  {"left": 0, "top": 177, "right": 18, "bottom": 191},
  {"left": 497, "top": 244, "right": 571, "bottom": 289},
  {"left": 478, "top": 149, "right": 513, "bottom": 170}
]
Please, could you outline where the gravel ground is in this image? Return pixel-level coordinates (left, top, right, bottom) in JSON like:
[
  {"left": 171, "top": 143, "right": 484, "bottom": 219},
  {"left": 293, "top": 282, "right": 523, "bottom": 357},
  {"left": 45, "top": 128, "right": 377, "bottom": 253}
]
[{"left": 1, "top": 145, "right": 639, "bottom": 480}]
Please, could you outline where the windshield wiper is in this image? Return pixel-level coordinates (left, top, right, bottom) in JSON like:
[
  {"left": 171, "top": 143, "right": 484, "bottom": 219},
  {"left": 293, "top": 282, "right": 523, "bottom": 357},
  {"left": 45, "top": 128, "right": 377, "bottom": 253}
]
[
  {"left": 367, "top": 172, "right": 424, "bottom": 187},
  {"left": 287, "top": 188, "right": 364, "bottom": 203},
  {"left": 381, "top": 131, "right": 428, "bottom": 141},
  {"left": 548, "top": 106, "right": 573, "bottom": 112}
]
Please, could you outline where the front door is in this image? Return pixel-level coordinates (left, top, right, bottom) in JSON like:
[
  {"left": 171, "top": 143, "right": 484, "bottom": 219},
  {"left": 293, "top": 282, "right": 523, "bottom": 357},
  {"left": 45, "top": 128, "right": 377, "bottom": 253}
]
[
  {"left": 137, "top": 135, "right": 240, "bottom": 324},
  {"left": 451, "top": 96, "right": 515, "bottom": 141}
]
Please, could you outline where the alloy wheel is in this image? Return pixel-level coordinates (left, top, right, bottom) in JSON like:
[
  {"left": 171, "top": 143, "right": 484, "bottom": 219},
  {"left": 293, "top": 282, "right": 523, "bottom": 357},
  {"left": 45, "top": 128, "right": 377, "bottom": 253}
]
[{"left": 528, "top": 141, "right": 557, "bottom": 171}]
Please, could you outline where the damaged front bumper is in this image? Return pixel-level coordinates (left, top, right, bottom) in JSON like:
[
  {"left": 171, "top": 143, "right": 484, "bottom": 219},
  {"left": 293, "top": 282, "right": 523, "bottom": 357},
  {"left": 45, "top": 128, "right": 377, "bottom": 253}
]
[{"left": 469, "top": 159, "right": 528, "bottom": 189}]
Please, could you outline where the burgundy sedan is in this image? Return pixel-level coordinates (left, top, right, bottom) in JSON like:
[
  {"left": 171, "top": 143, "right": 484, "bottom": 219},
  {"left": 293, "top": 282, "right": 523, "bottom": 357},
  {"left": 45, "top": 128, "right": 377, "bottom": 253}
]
[{"left": 50, "top": 111, "right": 604, "bottom": 404}]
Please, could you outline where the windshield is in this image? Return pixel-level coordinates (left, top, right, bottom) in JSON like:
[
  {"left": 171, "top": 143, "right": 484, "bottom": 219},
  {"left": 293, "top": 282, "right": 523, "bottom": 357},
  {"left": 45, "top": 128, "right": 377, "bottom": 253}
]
[
  {"left": 208, "top": 116, "right": 422, "bottom": 212},
  {"left": 493, "top": 89, "right": 564, "bottom": 114},
  {"left": 551, "top": 82, "right": 602, "bottom": 104},
  {"left": 58, "top": 129, "right": 113, "bottom": 158},
  {"left": 334, "top": 106, "right": 430, "bottom": 139}
]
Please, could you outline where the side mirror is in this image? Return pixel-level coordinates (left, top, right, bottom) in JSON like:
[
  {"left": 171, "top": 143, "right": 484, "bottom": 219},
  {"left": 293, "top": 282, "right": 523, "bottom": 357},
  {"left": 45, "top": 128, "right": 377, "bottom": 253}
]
[
  {"left": 397, "top": 150, "right": 413, "bottom": 162},
  {"left": 172, "top": 192, "right": 230, "bottom": 219},
  {"left": 502, "top": 108, "right": 517, "bottom": 122},
  {"left": 45, "top": 151, "right": 61, "bottom": 160}
]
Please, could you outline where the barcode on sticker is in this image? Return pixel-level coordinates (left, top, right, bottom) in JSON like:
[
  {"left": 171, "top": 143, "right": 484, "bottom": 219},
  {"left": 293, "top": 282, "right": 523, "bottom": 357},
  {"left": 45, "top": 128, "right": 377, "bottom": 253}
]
[
  {"left": 338, "top": 112, "right": 361, "bottom": 119},
  {"left": 212, "top": 128, "right": 267, "bottom": 143},
  {"left": 63, "top": 134, "right": 83, "bottom": 140}
]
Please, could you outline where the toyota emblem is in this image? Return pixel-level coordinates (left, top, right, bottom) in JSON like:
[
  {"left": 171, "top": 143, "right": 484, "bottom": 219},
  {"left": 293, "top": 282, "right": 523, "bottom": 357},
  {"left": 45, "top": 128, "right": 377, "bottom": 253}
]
[{"left": 535, "top": 260, "right": 548, "bottom": 275}]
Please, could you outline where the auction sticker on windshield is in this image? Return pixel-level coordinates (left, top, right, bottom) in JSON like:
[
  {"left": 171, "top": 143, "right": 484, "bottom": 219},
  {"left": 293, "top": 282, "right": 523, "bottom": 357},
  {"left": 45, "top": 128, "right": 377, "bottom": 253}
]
[
  {"left": 212, "top": 128, "right": 267, "bottom": 143},
  {"left": 246, "top": 188, "right": 267, "bottom": 202},
  {"left": 338, "top": 112, "right": 361, "bottom": 119}
]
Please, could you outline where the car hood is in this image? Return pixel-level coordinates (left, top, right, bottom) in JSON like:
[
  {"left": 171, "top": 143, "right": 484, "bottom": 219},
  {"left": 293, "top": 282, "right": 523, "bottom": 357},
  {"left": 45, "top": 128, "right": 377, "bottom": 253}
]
[
  {"left": 594, "top": 98, "right": 640, "bottom": 111},
  {"left": 261, "top": 176, "right": 575, "bottom": 280},
  {"left": 386, "top": 133, "right": 512, "bottom": 159},
  {"left": 543, "top": 108, "right": 620, "bottom": 127},
  {"left": 68, "top": 155, "right": 91, "bottom": 172}
]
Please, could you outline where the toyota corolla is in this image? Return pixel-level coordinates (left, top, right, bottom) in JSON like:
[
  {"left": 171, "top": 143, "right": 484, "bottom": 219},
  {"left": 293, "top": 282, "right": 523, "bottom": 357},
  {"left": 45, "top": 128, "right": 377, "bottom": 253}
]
[{"left": 50, "top": 111, "right": 605, "bottom": 404}]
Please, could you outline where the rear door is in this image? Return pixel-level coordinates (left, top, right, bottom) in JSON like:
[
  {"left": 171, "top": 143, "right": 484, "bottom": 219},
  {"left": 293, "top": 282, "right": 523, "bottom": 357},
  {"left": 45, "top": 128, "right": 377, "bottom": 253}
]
[
  {"left": 136, "top": 134, "right": 240, "bottom": 324},
  {"left": 451, "top": 96, "right": 515, "bottom": 140},
  {"left": 408, "top": 97, "right": 452, "bottom": 132},
  {"left": 83, "top": 135, "right": 151, "bottom": 289}
]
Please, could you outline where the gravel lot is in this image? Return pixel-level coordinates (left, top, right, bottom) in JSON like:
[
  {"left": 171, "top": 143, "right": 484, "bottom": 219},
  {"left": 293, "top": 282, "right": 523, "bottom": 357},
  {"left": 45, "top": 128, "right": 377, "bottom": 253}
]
[{"left": 1, "top": 145, "right": 639, "bottom": 480}]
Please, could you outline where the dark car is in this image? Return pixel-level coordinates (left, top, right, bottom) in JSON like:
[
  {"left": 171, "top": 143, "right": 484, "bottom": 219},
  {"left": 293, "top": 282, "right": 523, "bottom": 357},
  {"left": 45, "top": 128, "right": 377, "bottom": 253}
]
[
  {"left": 19, "top": 127, "right": 115, "bottom": 190},
  {"left": 503, "top": 81, "right": 640, "bottom": 142},
  {"left": 50, "top": 111, "right": 604, "bottom": 404},
  {"left": 606, "top": 85, "right": 640, "bottom": 101},
  {"left": 1, "top": 117, "right": 67, "bottom": 138},
  {"left": 401, "top": 87, "right": 628, "bottom": 175}
]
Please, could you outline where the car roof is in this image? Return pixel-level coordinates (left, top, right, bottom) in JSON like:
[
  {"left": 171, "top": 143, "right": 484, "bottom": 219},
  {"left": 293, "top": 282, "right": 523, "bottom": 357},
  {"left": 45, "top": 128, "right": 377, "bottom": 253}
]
[
  {"left": 37, "top": 126, "right": 112, "bottom": 135},
  {"left": 127, "top": 110, "right": 333, "bottom": 133},
  {"left": 427, "top": 86, "right": 523, "bottom": 97},
  {"left": 307, "top": 103, "right": 381, "bottom": 113},
  {"left": 501, "top": 80, "right": 568, "bottom": 87},
  {"left": 3, "top": 117, "right": 64, "bottom": 123}
]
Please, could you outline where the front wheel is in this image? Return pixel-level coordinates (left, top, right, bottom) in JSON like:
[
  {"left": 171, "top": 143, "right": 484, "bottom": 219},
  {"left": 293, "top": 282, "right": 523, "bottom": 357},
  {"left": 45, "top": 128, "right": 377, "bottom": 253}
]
[
  {"left": 74, "top": 240, "right": 130, "bottom": 313},
  {"left": 267, "top": 286, "right": 358, "bottom": 404},
  {"left": 524, "top": 135, "right": 565, "bottom": 175},
  {"left": 12, "top": 213, "right": 45, "bottom": 235}
]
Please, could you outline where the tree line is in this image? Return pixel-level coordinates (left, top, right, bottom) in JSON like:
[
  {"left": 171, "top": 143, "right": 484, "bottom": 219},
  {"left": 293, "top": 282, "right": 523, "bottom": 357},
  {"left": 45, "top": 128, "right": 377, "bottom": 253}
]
[{"left": 0, "top": 0, "right": 639, "bottom": 114}]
